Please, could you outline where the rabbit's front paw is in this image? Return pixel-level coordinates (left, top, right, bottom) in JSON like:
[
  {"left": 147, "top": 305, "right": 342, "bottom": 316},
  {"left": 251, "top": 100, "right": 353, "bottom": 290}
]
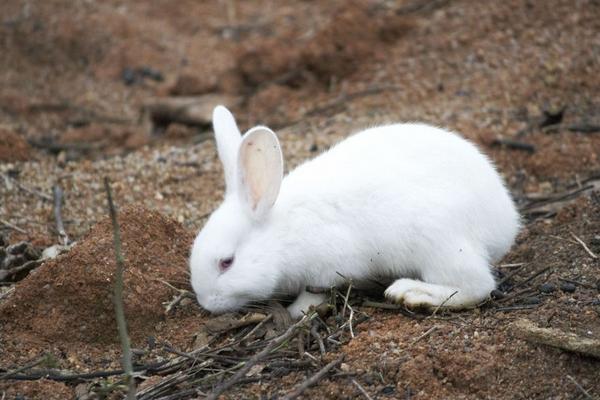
[{"left": 287, "top": 291, "right": 327, "bottom": 319}]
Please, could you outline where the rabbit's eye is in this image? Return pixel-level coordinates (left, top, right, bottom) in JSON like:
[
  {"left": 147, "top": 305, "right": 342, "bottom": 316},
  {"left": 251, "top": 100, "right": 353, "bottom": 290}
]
[{"left": 219, "top": 256, "right": 234, "bottom": 272}]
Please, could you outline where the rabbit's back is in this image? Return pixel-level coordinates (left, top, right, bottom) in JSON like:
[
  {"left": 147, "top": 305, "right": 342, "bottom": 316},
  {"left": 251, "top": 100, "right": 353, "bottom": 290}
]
[{"left": 275, "top": 124, "right": 519, "bottom": 276}]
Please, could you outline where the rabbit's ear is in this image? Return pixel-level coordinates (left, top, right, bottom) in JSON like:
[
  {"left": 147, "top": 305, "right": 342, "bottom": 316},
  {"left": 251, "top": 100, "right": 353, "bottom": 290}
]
[
  {"left": 213, "top": 106, "right": 242, "bottom": 193},
  {"left": 237, "top": 126, "right": 283, "bottom": 220}
]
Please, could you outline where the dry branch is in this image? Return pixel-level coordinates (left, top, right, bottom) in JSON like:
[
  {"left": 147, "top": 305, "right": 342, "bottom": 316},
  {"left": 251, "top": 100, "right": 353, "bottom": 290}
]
[
  {"left": 1, "top": 173, "right": 52, "bottom": 201},
  {"left": 52, "top": 185, "right": 69, "bottom": 245},
  {"left": 282, "top": 355, "right": 345, "bottom": 400},
  {"left": 205, "top": 313, "right": 318, "bottom": 400},
  {"left": 143, "top": 94, "right": 239, "bottom": 128},
  {"left": 0, "top": 219, "right": 27, "bottom": 234},
  {"left": 512, "top": 318, "right": 600, "bottom": 359},
  {"left": 0, "top": 259, "right": 41, "bottom": 282},
  {"left": 103, "top": 177, "right": 136, "bottom": 400}
]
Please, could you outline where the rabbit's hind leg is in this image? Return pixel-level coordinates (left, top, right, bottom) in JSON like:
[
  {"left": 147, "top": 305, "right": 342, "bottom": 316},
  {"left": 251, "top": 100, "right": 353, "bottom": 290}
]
[{"left": 384, "top": 246, "right": 495, "bottom": 310}]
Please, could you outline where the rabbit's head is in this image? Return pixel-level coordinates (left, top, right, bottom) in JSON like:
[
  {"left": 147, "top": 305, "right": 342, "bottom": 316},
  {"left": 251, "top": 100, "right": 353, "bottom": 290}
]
[{"left": 190, "top": 106, "right": 284, "bottom": 313}]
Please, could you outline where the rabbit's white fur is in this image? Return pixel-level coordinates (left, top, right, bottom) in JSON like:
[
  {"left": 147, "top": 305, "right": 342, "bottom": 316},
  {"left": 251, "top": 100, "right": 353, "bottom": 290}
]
[{"left": 190, "top": 106, "right": 520, "bottom": 318}]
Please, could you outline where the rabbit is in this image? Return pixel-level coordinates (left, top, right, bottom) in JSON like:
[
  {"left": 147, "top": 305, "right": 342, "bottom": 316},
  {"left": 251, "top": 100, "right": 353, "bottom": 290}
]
[{"left": 190, "top": 106, "right": 520, "bottom": 318}]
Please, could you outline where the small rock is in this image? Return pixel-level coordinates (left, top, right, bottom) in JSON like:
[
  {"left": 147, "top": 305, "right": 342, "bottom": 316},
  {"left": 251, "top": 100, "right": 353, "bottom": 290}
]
[
  {"left": 23, "top": 244, "right": 41, "bottom": 260},
  {"left": 340, "top": 363, "right": 350, "bottom": 372},
  {"left": 139, "top": 66, "right": 164, "bottom": 82},
  {"left": 121, "top": 67, "right": 137, "bottom": 85},
  {"left": 7, "top": 241, "right": 28, "bottom": 255},
  {"left": 522, "top": 296, "right": 541, "bottom": 305},
  {"left": 539, "top": 283, "right": 556, "bottom": 293},
  {"left": 490, "top": 289, "right": 505, "bottom": 299},
  {"left": 2, "top": 254, "right": 25, "bottom": 269},
  {"left": 380, "top": 386, "right": 396, "bottom": 396},
  {"left": 559, "top": 282, "right": 576, "bottom": 293}
]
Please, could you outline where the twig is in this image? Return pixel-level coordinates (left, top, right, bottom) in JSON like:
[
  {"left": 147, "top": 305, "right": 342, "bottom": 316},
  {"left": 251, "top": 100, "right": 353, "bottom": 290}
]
[
  {"left": 569, "top": 232, "right": 598, "bottom": 259},
  {"left": 491, "top": 137, "right": 536, "bottom": 153},
  {"left": 342, "top": 283, "right": 352, "bottom": 319},
  {"left": 361, "top": 300, "right": 425, "bottom": 319},
  {"left": 558, "top": 277, "right": 596, "bottom": 290},
  {"left": 0, "top": 260, "right": 41, "bottom": 282},
  {"left": 1, "top": 173, "right": 52, "bottom": 201},
  {"left": 430, "top": 291, "right": 458, "bottom": 317},
  {"left": 52, "top": 185, "right": 69, "bottom": 245},
  {"left": 411, "top": 325, "right": 438, "bottom": 345},
  {"left": 1, "top": 361, "right": 167, "bottom": 382},
  {"left": 239, "top": 314, "right": 273, "bottom": 343},
  {"left": 351, "top": 378, "right": 374, "bottom": 400},
  {"left": 566, "top": 375, "right": 594, "bottom": 399},
  {"left": 496, "top": 264, "right": 525, "bottom": 287},
  {"left": 494, "top": 288, "right": 536, "bottom": 304},
  {"left": 206, "top": 313, "right": 317, "bottom": 400},
  {"left": 27, "top": 139, "right": 104, "bottom": 154},
  {"left": 310, "top": 325, "right": 326, "bottom": 356},
  {"left": 0, "top": 356, "right": 46, "bottom": 380},
  {"left": 512, "top": 319, "right": 600, "bottom": 359},
  {"left": 0, "top": 219, "right": 27, "bottom": 234},
  {"left": 567, "top": 124, "right": 600, "bottom": 134},
  {"left": 274, "top": 85, "right": 402, "bottom": 129},
  {"left": 282, "top": 355, "right": 345, "bottom": 400},
  {"left": 511, "top": 266, "right": 553, "bottom": 290},
  {"left": 103, "top": 177, "right": 136, "bottom": 400}
]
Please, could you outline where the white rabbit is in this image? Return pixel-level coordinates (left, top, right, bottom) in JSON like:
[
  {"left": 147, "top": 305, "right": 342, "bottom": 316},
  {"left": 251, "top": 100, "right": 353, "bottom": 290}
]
[{"left": 190, "top": 106, "right": 520, "bottom": 318}]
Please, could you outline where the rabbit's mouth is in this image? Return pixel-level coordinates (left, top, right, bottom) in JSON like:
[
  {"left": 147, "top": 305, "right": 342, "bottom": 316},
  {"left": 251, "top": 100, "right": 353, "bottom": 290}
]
[{"left": 196, "top": 293, "right": 249, "bottom": 315}]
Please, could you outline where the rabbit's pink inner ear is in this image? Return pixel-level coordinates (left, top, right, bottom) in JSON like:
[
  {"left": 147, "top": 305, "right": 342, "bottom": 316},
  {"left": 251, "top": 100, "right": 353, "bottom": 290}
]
[{"left": 237, "top": 127, "right": 283, "bottom": 219}]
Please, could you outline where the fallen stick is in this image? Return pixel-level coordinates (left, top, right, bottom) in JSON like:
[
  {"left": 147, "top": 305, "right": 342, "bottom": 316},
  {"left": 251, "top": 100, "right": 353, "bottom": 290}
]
[
  {"left": 104, "top": 177, "right": 136, "bottom": 400},
  {"left": 351, "top": 378, "right": 374, "bottom": 400},
  {"left": 1, "top": 173, "right": 52, "bottom": 201},
  {"left": 491, "top": 137, "right": 536, "bottom": 153},
  {"left": 566, "top": 374, "right": 594, "bottom": 399},
  {"left": 143, "top": 94, "right": 239, "bottom": 128},
  {"left": 53, "top": 185, "right": 69, "bottom": 245},
  {"left": 282, "top": 355, "right": 345, "bottom": 400},
  {"left": 0, "top": 361, "right": 168, "bottom": 382},
  {"left": 0, "top": 259, "right": 41, "bottom": 282},
  {"left": 0, "top": 219, "right": 27, "bottom": 234},
  {"left": 511, "top": 318, "right": 600, "bottom": 359},
  {"left": 205, "top": 313, "right": 317, "bottom": 400},
  {"left": 569, "top": 232, "right": 598, "bottom": 259}
]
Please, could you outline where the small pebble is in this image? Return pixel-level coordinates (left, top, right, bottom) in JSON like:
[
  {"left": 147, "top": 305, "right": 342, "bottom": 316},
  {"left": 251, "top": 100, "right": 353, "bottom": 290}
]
[
  {"left": 559, "top": 282, "right": 576, "bottom": 293},
  {"left": 380, "top": 386, "right": 395, "bottom": 396},
  {"left": 490, "top": 289, "right": 505, "bottom": 299},
  {"left": 539, "top": 283, "right": 556, "bottom": 293},
  {"left": 121, "top": 67, "right": 137, "bottom": 85},
  {"left": 7, "top": 241, "right": 28, "bottom": 255},
  {"left": 522, "top": 296, "right": 541, "bottom": 305}
]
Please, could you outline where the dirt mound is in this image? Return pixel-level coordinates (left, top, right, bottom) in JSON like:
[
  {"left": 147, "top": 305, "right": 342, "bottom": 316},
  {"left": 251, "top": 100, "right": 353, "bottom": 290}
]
[
  {"left": 0, "top": 128, "right": 32, "bottom": 162},
  {"left": 0, "top": 205, "right": 194, "bottom": 345},
  {"left": 236, "top": 2, "right": 413, "bottom": 90},
  {"left": 0, "top": 379, "right": 73, "bottom": 400}
]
